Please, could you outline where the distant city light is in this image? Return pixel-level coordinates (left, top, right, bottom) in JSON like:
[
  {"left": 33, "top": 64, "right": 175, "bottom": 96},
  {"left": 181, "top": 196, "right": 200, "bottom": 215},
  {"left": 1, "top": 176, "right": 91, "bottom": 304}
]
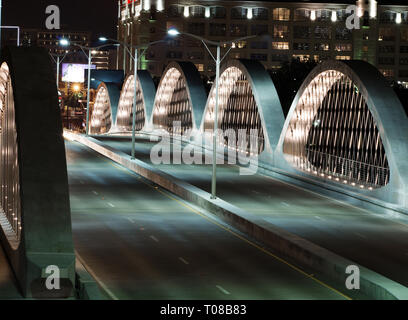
[
  {"left": 184, "top": 6, "right": 189, "bottom": 18},
  {"left": 99, "top": 37, "right": 108, "bottom": 42},
  {"left": 205, "top": 7, "right": 210, "bottom": 18},
  {"left": 168, "top": 28, "right": 180, "bottom": 36},
  {"left": 59, "top": 39, "right": 70, "bottom": 46},
  {"left": 310, "top": 10, "right": 316, "bottom": 21},
  {"left": 247, "top": 8, "right": 253, "bottom": 20},
  {"left": 396, "top": 12, "right": 402, "bottom": 24},
  {"left": 331, "top": 10, "right": 337, "bottom": 22}
]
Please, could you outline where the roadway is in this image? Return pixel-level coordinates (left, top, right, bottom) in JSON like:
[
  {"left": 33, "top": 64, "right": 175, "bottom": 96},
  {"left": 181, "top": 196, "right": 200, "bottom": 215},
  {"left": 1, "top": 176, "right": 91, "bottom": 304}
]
[
  {"left": 94, "top": 135, "right": 408, "bottom": 289},
  {"left": 65, "top": 139, "right": 357, "bottom": 300}
]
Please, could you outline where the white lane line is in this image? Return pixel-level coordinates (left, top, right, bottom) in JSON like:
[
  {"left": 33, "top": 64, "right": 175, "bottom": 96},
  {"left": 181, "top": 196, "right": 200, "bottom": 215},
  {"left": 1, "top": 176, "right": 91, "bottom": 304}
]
[
  {"left": 92, "top": 190, "right": 98, "bottom": 195},
  {"left": 127, "top": 218, "right": 135, "bottom": 224},
  {"left": 314, "top": 215, "right": 325, "bottom": 221},
  {"left": 179, "top": 257, "right": 189, "bottom": 265},
  {"left": 216, "top": 285, "right": 230, "bottom": 295},
  {"left": 150, "top": 235, "right": 159, "bottom": 243},
  {"left": 80, "top": 180, "right": 85, "bottom": 185},
  {"left": 75, "top": 251, "right": 119, "bottom": 301},
  {"left": 107, "top": 202, "right": 115, "bottom": 208},
  {"left": 355, "top": 232, "right": 367, "bottom": 239},
  {"left": 281, "top": 202, "right": 290, "bottom": 207}
]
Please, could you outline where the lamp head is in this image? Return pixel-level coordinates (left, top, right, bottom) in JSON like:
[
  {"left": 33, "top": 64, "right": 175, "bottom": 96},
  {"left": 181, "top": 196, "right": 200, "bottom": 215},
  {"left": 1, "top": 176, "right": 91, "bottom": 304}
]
[
  {"left": 167, "top": 28, "right": 180, "bottom": 37},
  {"left": 59, "top": 38, "right": 70, "bottom": 46}
]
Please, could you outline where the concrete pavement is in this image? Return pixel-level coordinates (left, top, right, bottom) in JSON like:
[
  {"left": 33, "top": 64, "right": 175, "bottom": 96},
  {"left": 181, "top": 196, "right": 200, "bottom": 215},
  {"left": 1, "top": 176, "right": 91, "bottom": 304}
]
[
  {"left": 66, "top": 140, "right": 360, "bottom": 300},
  {"left": 94, "top": 135, "right": 408, "bottom": 289}
]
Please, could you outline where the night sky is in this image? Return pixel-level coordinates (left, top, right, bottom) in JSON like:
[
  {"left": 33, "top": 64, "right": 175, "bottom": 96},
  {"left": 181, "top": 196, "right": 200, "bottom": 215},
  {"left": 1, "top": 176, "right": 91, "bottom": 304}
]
[{"left": 2, "top": 0, "right": 118, "bottom": 42}]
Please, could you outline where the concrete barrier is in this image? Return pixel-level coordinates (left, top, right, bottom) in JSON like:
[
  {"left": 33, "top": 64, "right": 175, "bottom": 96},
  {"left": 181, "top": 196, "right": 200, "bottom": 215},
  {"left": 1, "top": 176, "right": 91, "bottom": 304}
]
[{"left": 64, "top": 130, "right": 408, "bottom": 300}]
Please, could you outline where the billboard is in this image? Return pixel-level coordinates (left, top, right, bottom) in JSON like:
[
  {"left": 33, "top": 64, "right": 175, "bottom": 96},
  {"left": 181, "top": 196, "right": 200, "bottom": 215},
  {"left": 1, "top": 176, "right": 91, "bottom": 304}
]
[{"left": 62, "top": 63, "right": 96, "bottom": 83}]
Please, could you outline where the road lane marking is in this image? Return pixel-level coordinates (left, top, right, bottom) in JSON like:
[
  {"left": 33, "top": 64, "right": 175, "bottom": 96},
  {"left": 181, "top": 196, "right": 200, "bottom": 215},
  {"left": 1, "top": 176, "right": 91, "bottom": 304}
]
[
  {"left": 315, "top": 216, "right": 325, "bottom": 221},
  {"left": 92, "top": 190, "right": 98, "bottom": 195},
  {"left": 107, "top": 156, "right": 351, "bottom": 300},
  {"left": 281, "top": 202, "right": 290, "bottom": 207},
  {"left": 127, "top": 218, "right": 135, "bottom": 224},
  {"left": 216, "top": 285, "right": 230, "bottom": 295},
  {"left": 150, "top": 235, "right": 159, "bottom": 243},
  {"left": 107, "top": 202, "right": 115, "bottom": 208},
  {"left": 80, "top": 180, "right": 85, "bottom": 184},
  {"left": 179, "top": 257, "right": 189, "bottom": 265},
  {"left": 75, "top": 251, "right": 119, "bottom": 301}
]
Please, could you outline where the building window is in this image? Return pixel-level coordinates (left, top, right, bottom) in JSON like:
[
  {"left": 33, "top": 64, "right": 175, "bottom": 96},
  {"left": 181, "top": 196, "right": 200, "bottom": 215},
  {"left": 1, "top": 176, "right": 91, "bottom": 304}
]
[
  {"left": 272, "top": 42, "right": 289, "bottom": 50},
  {"left": 293, "top": 43, "right": 310, "bottom": 51},
  {"left": 210, "top": 6, "right": 226, "bottom": 19},
  {"left": 315, "top": 43, "right": 330, "bottom": 51},
  {"left": 168, "top": 5, "right": 183, "bottom": 18},
  {"left": 187, "top": 23, "right": 205, "bottom": 36},
  {"left": 336, "top": 9, "right": 348, "bottom": 22},
  {"left": 314, "top": 26, "right": 331, "bottom": 40},
  {"left": 335, "top": 27, "right": 351, "bottom": 40},
  {"left": 335, "top": 56, "right": 351, "bottom": 61},
  {"left": 230, "top": 24, "right": 248, "bottom": 37},
  {"left": 401, "top": 28, "right": 408, "bottom": 42},
  {"left": 190, "top": 6, "right": 205, "bottom": 18},
  {"left": 250, "top": 41, "right": 268, "bottom": 49},
  {"left": 250, "top": 53, "right": 268, "bottom": 61},
  {"left": 316, "top": 9, "right": 332, "bottom": 22},
  {"left": 232, "top": 41, "right": 247, "bottom": 49},
  {"left": 274, "top": 25, "right": 289, "bottom": 39},
  {"left": 335, "top": 43, "right": 352, "bottom": 52},
  {"left": 294, "top": 26, "right": 311, "bottom": 39},
  {"left": 379, "top": 11, "right": 396, "bottom": 24},
  {"left": 253, "top": 8, "right": 269, "bottom": 20},
  {"left": 399, "top": 70, "right": 408, "bottom": 77},
  {"left": 380, "top": 69, "right": 394, "bottom": 77},
  {"left": 231, "top": 7, "right": 247, "bottom": 20},
  {"left": 379, "top": 45, "right": 395, "bottom": 53},
  {"left": 378, "top": 56, "right": 395, "bottom": 65},
  {"left": 209, "top": 23, "right": 226, "bottom": 36},
  {"left": 195, "top": 64, "right": 204, "bottom": 72},
  {"left": 293, "top": 54, "right": 310, "bottom": 62},
  {"left": 273, "top": 8, "right": 290, "bottom": 21},
  {"left": 251, "top": 24, "right": 268, "bottom": 36},
  {"left": 379, "top": 27, "right": 395, "bottom": 41},
  {"left": 294, "top": 9, "right": 310, "bottom": 21},
  {"left": 400, "top": 58, "right": 408, "bottom": 65}
]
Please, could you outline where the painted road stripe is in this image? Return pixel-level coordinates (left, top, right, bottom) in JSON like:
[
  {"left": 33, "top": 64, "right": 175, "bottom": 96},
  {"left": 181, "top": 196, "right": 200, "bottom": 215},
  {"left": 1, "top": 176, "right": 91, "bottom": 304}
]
[
  {"left": 107, "top": 202, "right": 115, "bottom": 208},
  {"left": 281, "top": 202, "right": 290, "bottom": 207},
  {"left": 216, "top": 285, "right": 230, "bottom": 295},
  {"left": 315, "top": 215, "right": 325, "bottom": 221},
  {"left": 179, "top": 257, "right": 189, "bottom": 265},
  {"left": 150, "top": 235, "right": 159, "bottom": 243},
  {"left": 127, "top": 218, "right": 135, "bottom": 224},
  {"left": 92, "top": 190, "right": 98, "bottom": 195}
]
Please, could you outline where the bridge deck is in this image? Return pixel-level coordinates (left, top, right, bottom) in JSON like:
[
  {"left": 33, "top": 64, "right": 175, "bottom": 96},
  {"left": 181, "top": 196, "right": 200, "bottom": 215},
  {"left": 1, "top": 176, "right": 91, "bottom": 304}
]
[
  {"left": 66, "top": 139, "right": 356, "bottom": 300},
  {"left": 95, "top": 135, "right": 408, "bottom": 288}
]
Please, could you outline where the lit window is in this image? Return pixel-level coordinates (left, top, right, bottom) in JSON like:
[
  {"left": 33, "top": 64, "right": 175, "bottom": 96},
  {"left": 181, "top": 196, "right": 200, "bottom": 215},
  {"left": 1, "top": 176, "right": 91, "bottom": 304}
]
[
  {"left": 273, "top": 8, "right": 290, "bottom": 21},
  {"left": 272, "top": 42, "right": 289, "bottom": 50},
  {"left": 335, "top": 56, "right": 351, "bottom": 60}
]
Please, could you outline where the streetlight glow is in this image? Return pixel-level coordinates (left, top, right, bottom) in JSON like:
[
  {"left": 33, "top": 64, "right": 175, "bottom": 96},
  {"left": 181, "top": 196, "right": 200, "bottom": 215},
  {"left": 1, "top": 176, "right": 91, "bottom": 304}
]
[
  {"left": 99, "top": 37, "right": 108, "bottom": 42},
  {"left": 168, "top": 28, "right": 180, "bottom": 36},
  {"left": 59, "top": 39, "right": 70, "bottom": 46}
]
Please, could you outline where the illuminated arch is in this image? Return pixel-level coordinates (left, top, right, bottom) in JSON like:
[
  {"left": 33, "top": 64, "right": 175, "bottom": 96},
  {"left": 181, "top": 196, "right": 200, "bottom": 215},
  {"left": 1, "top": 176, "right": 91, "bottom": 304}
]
[
  {"left": 89, "top": 82, "right": 121, "bottom": 135},
  {"left": 201, "top": 59, "right": 285, "bottom": 155},
  {"left": 0, "top": 47, "right": 75, "bottom": 297},
  {"left": 115, "top": 71, "right": 156, "bottom": 132},
  {"left": 277, "top": 60, "right": 408, "bottom": 207},
  {"left": 152, "top": 61, "right": 207, "bottom": 135}
]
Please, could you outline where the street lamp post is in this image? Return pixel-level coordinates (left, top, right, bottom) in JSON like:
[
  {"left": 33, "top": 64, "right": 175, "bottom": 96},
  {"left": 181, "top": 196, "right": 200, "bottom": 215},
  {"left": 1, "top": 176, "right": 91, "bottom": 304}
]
[
  {"left": 50, "top": 51, "right": 69, "bottom": 88},
  {"left": 99, "top": 37, "right": 163, "bottom": 159},
  {"left": 168, "top": 28, "right": 258, "bottom": 199},
  {"left": 59, "top": 39, "right": 114, "bottom": 136}
]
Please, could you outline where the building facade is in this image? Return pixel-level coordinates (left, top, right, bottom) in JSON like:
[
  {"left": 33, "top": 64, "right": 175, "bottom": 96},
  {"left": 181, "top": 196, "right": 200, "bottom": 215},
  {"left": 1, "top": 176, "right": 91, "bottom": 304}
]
[{"left": 117, "top": 0, "right": 408, "bottom": 84}]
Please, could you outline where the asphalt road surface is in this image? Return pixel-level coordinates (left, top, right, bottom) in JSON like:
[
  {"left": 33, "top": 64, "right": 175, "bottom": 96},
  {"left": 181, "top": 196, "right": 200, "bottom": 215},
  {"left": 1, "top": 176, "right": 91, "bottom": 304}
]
[
  {"left": 94, "top": 135, "right": 408, "bottom": 289},
  {"left": 66, "top": 139, "right": 356, "bottom": 300}
]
